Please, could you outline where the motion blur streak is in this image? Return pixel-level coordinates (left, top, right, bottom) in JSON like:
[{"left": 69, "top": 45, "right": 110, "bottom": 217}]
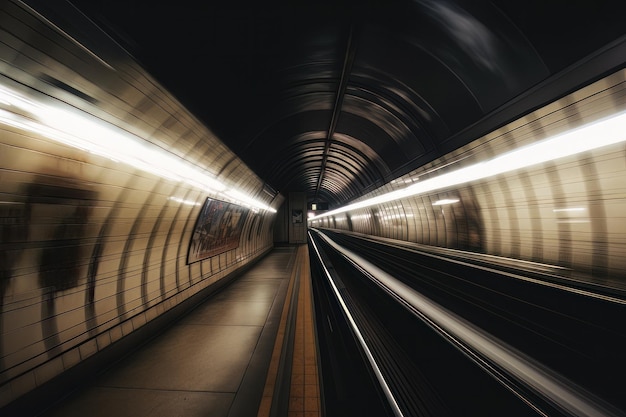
[
  {"left": 308, "top": 231, "right": 405, "bottom": 417},
  {"left": 0, "top": 82, "right": 276, "bottom": 213},
  {"left": 312, "top": 110, "right": 626, "bottom": 219},
  {"left": 317, "top": 232, "right": 621, "bottom": 417}
]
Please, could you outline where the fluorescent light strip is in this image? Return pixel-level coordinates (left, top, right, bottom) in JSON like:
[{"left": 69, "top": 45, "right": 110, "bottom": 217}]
[
  {"left": 311, "top": 111, "right": 626, "bottom": 220},
  {"left": 0, "top": 83, "right": 276, "bottom": 213},
  {"left": 433, "top": 198, "right": 459, "bottom": 206},
  {"left": 168, "top": 196, "right": 201, "bottom": 206}
]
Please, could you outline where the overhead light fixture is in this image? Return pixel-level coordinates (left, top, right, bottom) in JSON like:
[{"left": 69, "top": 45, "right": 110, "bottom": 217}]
[
  {"left": 310, "top": 110, "right": 626, "bottom": 220},
  {"left": 0, "top": 82, "right": 276, "bottom": 213}
]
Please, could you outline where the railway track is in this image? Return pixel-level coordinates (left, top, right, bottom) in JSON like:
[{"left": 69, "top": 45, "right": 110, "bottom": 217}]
[{"left": 308, "top": 228, "right": 626, "bottom": 417}]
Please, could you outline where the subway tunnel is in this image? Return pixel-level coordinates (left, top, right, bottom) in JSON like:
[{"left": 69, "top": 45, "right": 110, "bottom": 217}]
[{"left": 0, "top": 0, "right": 625, "bottom": 416}]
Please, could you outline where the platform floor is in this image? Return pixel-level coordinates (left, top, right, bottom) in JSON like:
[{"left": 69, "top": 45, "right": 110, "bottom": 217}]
[{"left": 38, "top": 244, "right": 319, "bottom": 417}]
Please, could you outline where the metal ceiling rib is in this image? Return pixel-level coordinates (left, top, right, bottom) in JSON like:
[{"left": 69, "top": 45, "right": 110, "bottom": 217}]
[
  {"left": 262, "top": 134, "right": 385, "bottom": 201},
  {"left": 314, "top": 24, "right": 357, "bottom": 201}
]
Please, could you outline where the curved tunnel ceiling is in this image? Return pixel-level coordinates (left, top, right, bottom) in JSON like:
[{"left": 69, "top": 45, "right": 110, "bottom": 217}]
[{"left": 57, "top": 0, "right": 624, "bottom": 208}]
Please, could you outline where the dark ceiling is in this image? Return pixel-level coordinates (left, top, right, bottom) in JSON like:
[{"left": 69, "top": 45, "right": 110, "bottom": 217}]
[{"left": 55, "top": 0, "right": 626, "bottom": 207}]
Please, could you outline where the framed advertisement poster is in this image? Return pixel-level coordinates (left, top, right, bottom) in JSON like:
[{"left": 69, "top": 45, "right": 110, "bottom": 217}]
[{"left": 187, "top": 198, "right": 249, "bottom": 264}]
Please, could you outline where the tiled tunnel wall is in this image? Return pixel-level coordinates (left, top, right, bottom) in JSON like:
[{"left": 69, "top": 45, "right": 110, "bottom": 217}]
[
  {"left": 0, "top": 2, "right": 280, "bottom": 407},
  {"left": 311, "top": 69, "right": 626, "bottom": 280},
  {"left": 1, "top": 1, "right": 625, "bottom": 409}
]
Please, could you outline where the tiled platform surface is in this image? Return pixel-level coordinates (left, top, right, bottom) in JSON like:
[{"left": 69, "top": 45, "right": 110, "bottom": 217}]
[{"left": 38, "top": 244, "right": 319, "bottom": 417}]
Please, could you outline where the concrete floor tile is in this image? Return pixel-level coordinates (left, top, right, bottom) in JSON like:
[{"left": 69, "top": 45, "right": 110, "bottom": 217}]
[
  {"left": 212, "top": 282, "right": 281, "bottom": 303},
  {"left": 182, "top": 300, "right": 272, "bottom": 326},
  {"left": 98, "top": 324, "right": 262, "bottom": 392},
  {"left": 44, "top": 386, "right": 233, "bottom": 417}
]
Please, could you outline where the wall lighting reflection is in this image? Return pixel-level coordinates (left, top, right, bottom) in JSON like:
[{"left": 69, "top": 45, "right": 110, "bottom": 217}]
[
  {"left": 168, "top": 196, "right": 201, "bottom": 206},
  {"left": 552, "top": 207, "right": 585, "bottom": 213},
  {"left": 556, "top": 220, "right": 590, "bottom": 224},
  {"left": 0, "top": 83, "right": 276, "bottom": 213},
  {"left": 432, "top": 198, "right": 460, "bottom": 206},
  {"left": 311, "top": 110, "right": 626, "bottom": 220}
]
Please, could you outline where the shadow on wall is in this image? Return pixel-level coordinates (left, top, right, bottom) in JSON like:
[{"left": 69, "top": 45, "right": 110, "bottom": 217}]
[
  {"left": 0, "top": 174, "right": 97, "bottom": 373},
  {"left": 415, "top": 192, "right": 484, "bottom": 253},
  {"left": 0, "top": 192, "right": 29, "bottom": 380},
  {"left": 453, "top": 192, "right": 483, "bottom": 253}
]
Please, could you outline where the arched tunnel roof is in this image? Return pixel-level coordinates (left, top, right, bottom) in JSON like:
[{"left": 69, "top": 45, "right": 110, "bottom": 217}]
[{"left": 62, "top": 0, "right": 625, "bottom": 209}]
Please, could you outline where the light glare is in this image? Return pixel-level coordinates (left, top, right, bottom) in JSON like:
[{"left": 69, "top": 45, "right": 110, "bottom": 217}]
[
  {"left": 0, "top": 83, "right": 276, "bottom": 213},
  {"left": 311, "top": 111, "right": 626, "bottom": 220},
  {"left": 433, "top": 198, "right": 460, "bottom": 206}
]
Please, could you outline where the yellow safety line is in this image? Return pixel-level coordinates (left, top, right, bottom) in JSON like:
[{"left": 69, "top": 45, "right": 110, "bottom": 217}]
[
  {"left": 257, "top": 245, "right": 302, "bottom": 417},
  {"left": 288, "top": 245, "right": 321, "bottom": 417}
]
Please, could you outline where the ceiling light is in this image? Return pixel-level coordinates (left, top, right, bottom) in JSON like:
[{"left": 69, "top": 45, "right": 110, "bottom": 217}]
[
  {"left": 0, "top": 82, "right": 276, "bottom": 213},
  {"left": 311, "top": 110, "right": 626, "bottom": 220}
]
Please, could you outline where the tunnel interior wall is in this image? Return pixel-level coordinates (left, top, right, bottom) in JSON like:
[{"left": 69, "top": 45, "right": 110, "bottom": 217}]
[
  {"left": 273, "top": 192, "right": 308, "bottom": 244},
  {"left": 311, "top": 69, "right": 626, "bottom": 281},
  {"left": 0, "top": 2, "right": 280, "bottom": 408},
  {"left": 288, "top": 192, "right": 308, "bottom": 244}
]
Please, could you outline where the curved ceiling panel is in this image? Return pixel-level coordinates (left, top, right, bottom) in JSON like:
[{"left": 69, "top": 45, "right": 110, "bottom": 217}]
[
  {"left": 46, "top": 0, "right": 625, "bottom": 209},
  {"left": 251, "top": 131, "right": 388, "bottom": 204}
]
